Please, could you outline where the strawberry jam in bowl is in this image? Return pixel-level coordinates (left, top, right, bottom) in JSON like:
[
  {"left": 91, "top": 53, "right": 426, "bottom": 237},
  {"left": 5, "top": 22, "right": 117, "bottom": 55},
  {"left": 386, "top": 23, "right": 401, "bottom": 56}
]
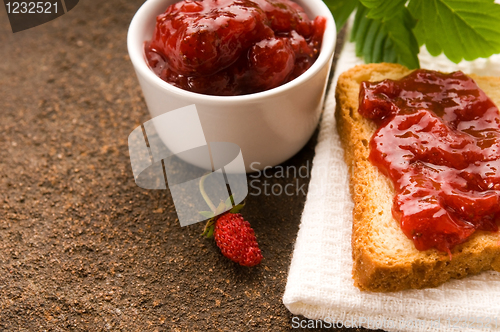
[
  {"left": 127, "top": 0, "right": 336, "bottom": 171},
  {"left": 359, "top": 69, "right": 500, "bottom": 254},
  {"left": 144, "top": 0, "right": 326, "bottom": 96}
]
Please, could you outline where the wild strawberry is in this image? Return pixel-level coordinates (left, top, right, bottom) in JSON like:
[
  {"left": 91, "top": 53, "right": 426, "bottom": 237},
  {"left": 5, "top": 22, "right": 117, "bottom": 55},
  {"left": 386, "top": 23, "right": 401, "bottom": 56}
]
[
  {"left": 213, "top": 213, "right": 262, "bottom": 267},
  {"left": 199, "top": 174, "right": 262, "bottom": 267}
]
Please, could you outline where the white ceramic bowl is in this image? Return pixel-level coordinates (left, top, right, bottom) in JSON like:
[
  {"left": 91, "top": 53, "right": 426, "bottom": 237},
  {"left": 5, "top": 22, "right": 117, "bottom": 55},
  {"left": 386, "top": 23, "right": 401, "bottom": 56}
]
[{"left": 127, "top": 0, "right": 336, "bottom": 172}]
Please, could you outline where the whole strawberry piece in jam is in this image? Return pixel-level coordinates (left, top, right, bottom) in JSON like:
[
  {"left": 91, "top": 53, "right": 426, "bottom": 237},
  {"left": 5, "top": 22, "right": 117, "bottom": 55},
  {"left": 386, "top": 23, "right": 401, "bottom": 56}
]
[
  {"left": 213, "top": 212, "right": 263, "bottom": 267},
  {"left": 199, "top": 174, "right": 262, "bottom": 267},
  {"left": 246, "top": 37, "right": 295, "bottom": 90}
]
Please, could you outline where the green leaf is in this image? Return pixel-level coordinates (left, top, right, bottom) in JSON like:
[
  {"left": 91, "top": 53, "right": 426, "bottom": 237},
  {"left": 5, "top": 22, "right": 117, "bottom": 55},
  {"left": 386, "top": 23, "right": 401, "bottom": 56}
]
[
  {"left": 203, "top": 226, "right": 214, "bottom": 238},
  {"left": 350, "top": 3, "right": 364, "bottom": 41},
  {"left": 323, "top": 0, "right": 359, "bottom": 32},
  {"left": 352, "top": 5, "right": 371, "bottom": 53},
  {"left": 199, "top": 211, "right": 215, "bottom": 219},
  {"left": 360, "top": 0, "right": 407, "bottom": 20},
  {"left": 229, "top": 202, "right": 245, "bottom": 214},
  {"left": 214, "top": 201, "right": 227, "bottom": 216},
  {"left": 352, "top": 4, "right": 420, "bottom": 69},
  {"left": 362, "top": 16, "right": 382, "bottom": 62},
  {"left": 202, "top": 219, "right": 215, "bottom": 238},
  {"left": 224, "top": 195, "right": 234, "bottom": 208},
  {"left": 408, "top": 0, "right": 500, "bottom": 63}
]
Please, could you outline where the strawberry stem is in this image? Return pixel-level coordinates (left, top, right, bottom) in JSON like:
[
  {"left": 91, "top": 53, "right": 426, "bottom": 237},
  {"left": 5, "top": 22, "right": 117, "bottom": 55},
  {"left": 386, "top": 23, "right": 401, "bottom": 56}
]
[{"left": 199, "top": 172, "right": 216, "bottom": 212}]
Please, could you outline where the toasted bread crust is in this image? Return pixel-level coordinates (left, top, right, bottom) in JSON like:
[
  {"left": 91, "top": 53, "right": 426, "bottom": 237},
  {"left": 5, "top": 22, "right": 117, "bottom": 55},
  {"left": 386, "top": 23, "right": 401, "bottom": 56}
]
[{"left": 335, "top": 63, "right": 500, "bottom": 292}]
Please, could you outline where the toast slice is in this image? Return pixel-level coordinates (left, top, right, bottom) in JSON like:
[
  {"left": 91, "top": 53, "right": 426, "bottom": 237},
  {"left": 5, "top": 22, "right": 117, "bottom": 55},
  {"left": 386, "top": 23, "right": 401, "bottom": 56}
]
[{"left": 335, "top": 63, "right": 500, "bottom": 292}]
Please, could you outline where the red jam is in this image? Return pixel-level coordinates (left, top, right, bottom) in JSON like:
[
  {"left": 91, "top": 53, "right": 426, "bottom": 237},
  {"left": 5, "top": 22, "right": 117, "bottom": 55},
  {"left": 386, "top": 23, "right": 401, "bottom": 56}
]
[
  {"left": 144, "top": 0, "right": 326, "bottom": 96},
  {"left": 359, "top": 69, "right": 500, "bottom": 253}
]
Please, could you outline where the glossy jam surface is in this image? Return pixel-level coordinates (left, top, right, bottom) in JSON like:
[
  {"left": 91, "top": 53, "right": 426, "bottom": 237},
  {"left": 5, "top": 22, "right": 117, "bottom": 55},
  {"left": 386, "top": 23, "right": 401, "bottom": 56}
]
[
  {"left": 145, "top": 0, "right": 326, "bottom": 96},
  {"left": 359, "top": 70, "right": 500, "bottom": 253}
]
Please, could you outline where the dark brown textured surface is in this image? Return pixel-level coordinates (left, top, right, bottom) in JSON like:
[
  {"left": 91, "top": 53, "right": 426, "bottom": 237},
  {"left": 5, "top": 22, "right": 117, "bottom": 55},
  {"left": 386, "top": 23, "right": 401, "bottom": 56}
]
[{"left": 0, "top": 1, "right": 374, "bottom": 331}]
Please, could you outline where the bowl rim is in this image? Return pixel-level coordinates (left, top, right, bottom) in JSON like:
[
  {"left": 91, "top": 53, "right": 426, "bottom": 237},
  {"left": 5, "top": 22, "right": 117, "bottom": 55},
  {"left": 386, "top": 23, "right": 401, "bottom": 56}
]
[{"left": 127, "top": 0, "right": 337, "bottom": 104}]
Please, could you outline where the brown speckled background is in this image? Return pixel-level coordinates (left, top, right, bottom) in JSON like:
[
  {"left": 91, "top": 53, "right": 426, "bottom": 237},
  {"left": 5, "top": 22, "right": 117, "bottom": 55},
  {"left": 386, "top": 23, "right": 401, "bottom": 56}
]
[{"left": 0, "top": 1, "right": 378, "bottom": 331}]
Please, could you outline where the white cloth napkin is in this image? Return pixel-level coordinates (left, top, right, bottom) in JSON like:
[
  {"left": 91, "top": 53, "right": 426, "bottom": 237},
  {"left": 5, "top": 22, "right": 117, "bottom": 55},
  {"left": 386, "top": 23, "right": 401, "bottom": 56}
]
[{"left": 283, "top": 30, "right": 500, "bottom": 332}]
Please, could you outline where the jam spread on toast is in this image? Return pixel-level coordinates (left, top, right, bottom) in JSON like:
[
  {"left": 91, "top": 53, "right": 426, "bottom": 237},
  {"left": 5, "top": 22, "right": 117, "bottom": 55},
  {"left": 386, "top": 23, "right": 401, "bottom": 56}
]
[
  {"left": 359, "top": 69, "right": 500, "bottom": 253},
  {"left": 144, "top": 0, "right": 326, "bottom": 96}
]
